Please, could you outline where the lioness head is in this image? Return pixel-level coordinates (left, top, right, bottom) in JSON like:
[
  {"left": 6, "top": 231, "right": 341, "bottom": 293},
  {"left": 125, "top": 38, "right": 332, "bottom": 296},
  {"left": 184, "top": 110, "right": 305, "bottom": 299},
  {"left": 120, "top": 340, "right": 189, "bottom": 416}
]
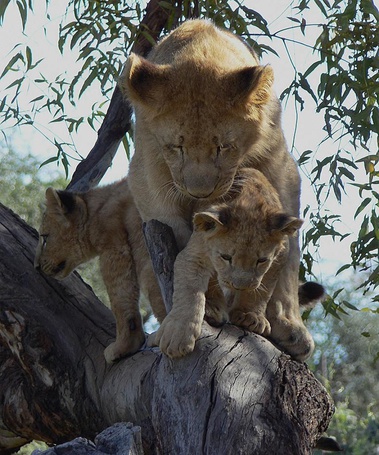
[
  {"left": 193, "top": 208, "right": 303, "bottom": 292},
  {"left": 34, "top": 188, "right": 88, "bottom": 279},
  {"left": 120, "top": 51, "right": 274, "bottom": 200}
]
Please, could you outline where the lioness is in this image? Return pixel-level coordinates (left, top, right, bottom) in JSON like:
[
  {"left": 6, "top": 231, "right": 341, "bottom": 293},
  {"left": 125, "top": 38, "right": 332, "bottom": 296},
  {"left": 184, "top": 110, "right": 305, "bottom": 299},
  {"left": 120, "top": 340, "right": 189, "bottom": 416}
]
[
  {"left": 120, "top": 19, "right": 313, "bottom": 359},
  {"left": 154, "top": 169, "right": 307, "bottom": 359},
  {"left": 34, "top": 179, "right": 166, "bottom": 363}
]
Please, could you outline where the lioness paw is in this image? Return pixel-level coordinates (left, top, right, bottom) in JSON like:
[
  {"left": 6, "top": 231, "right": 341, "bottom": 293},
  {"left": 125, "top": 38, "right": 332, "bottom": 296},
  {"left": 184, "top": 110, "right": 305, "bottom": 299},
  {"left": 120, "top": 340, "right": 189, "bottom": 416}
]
[
  {"left": 155, "top": 317, "right": 200, "bottom": 358},
  {"left": 269, "top": 317, "right": 314, "bottom": 361},
  {"left": 230, "top": 310, "right": 271, "bottom": 336}
]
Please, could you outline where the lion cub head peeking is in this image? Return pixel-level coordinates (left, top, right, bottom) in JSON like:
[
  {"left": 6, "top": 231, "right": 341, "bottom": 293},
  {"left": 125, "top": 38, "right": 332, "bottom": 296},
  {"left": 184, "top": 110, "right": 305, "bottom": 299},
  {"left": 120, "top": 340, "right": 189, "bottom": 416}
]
[
  {"left": 154, "top": 169, "right": 307, "bottom": 360},
  {"left": 35, "top": 188, "right": 89, "bottom": 279}
]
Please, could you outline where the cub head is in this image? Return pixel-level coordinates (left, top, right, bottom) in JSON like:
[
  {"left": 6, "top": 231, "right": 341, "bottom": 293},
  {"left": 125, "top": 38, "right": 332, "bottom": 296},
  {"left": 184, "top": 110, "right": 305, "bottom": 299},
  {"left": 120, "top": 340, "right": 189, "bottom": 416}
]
[
  {"left": 34, "top": 188, "right": 88, "bottom": 280},
  {"left": 193, "top": 208, "right": 303, "bottom": 292},
  {"left": 120, "top": 52, "right": 274, "bottom": 201}
]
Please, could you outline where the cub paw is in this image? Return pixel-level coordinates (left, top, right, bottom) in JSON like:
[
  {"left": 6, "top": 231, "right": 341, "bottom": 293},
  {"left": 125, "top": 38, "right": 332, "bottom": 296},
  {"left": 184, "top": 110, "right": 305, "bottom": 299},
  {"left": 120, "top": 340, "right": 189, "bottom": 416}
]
[
  {"left": 104, "top": 332, "right": 145, "bottom": 364},
  {"left": 204, "top": 302, "right": 228, "bottom": 327},
  {"left": 230, "top": 310, "right": 271, "bottom": 336},
  {"left": 154, "top": 316, "right": 200, "bottom": 358}
]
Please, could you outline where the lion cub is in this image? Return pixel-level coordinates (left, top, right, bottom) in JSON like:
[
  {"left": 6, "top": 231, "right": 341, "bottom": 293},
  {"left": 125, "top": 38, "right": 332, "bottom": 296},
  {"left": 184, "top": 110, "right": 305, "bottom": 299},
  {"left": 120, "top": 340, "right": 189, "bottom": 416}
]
[
  {"left": 154, "top": 169, "right": 305, "bottom": 359},
  {"left": 34, "top": 179, "right": 166, "bottom": 363}
]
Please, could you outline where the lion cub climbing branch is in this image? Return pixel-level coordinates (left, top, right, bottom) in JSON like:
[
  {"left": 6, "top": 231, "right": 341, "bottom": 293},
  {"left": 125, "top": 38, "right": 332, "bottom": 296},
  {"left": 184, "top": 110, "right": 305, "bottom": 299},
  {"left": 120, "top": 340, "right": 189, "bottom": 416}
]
[
  {"left": 34, "top": 179, "right": 166, "bottom": 363},
  {"left": 154, "top": 169, "right": 307, "bottom": 359}
]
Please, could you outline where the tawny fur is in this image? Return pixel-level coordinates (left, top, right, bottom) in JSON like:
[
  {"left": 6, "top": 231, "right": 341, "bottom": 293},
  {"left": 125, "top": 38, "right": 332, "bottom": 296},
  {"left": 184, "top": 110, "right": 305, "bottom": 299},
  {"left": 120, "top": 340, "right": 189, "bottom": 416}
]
[
  {"left": 120, "top": 19, "right": 314, "bottom": 360},
  {"left": 154, "top": 169, "right": 311, "bottom": 360},
  {"left": 34, "top": 179, "right": 166, "bottom": 363}
]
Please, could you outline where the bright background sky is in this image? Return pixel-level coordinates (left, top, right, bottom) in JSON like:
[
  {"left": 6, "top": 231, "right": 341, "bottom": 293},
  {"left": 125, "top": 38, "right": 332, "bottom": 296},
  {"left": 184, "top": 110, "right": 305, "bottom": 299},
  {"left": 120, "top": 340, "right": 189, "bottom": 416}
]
[{"left": 0, "top": 0, "right": 366, "bottom": 285}]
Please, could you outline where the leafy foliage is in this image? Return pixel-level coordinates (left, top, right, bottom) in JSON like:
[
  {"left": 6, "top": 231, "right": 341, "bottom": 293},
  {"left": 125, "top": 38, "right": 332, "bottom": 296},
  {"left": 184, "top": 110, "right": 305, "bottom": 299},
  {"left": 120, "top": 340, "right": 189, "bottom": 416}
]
[{"left": 308, "top": 282, "right": 379, "bottom": 453}]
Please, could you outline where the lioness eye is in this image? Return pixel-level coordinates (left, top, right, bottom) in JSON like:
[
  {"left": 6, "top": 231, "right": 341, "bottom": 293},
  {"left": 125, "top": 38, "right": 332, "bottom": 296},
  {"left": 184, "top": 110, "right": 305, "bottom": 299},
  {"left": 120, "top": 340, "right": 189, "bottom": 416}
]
[
  {"left": 220, "top": 253, "right": 232, "bottom": 262},
  {"left": 257, "top": 257, "right": 268, "bottom": 264},
  {"left": 217, "top": 144, "right": 232, "bottom": 156}
]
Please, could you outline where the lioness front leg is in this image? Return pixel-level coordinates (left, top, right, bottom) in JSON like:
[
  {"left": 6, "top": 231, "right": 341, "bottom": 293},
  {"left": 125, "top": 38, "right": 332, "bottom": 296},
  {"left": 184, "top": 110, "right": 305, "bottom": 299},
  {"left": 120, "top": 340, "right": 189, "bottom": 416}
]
[
  {"left": 267, "top": 244, "right": 314, "bottom": 361},
  {"left": 154, "top": 247, "right": 212, "bottom": 358},
  {"left": 100, "top": 250, "right": 145, "bottom": 363}
]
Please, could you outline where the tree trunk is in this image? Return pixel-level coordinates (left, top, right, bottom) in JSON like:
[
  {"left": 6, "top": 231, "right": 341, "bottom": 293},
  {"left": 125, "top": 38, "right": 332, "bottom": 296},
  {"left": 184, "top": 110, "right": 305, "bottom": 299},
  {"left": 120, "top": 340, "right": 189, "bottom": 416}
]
[{"left": 0, "top": 204, "right": 334, "bottom": 455}]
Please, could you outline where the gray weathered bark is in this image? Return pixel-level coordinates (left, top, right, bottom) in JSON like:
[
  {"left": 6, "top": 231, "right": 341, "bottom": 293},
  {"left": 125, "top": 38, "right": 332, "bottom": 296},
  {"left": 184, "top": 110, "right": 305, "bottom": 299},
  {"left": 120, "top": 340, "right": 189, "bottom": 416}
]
[{"left": 0, "top": 203, "right": 334, "bottom": 455}]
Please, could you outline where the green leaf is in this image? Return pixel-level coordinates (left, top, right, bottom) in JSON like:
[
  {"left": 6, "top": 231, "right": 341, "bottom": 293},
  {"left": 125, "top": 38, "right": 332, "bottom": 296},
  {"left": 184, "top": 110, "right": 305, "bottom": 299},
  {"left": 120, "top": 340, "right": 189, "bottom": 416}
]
[
  {"left": 354, "top": 198, "right": 371, "bottom": 219},
  {"left": 39, "top": 156, "right": 59, "bottom": 169},
  {"left": 16, "top": 0, "right": 28, "bottom": 31},
  {"left": 299, "top": 73, "right": 317, "bottom": 103},
  {"left": 30, "top": 95, "right": 44, "bottom": 103},
  {"left": 298, "top": 149, "right": 313, "bottom": 166},
  {"left": 303, "top": 60, "right": 322, "bottom": 78},
  {"left": 314, "top": 0, "right": 328, "bottom": 17},
  {"left": 5, "top": 77, "right": 24, "bottom": 90},
  {"left": 342, "top": 301, "right": 359, "bottom": 311},
  {"left": 70, "top": 26, "right": 88, "bottom": 50},
  {"left": 300, "top": 18, "right": 306, "bottom": 35},
  {"left": 338, "top": 166, "right": 355, "bottom": 181},
  {"left": 287, "top": 17, "right": 301, "bottom": 23},
  {"left": 336, "top": 264, "right": 350, "bottom": 275},
  {"left": 0, "top": 52, "right": 24, "bottom": 79},
  {"left": 79, "top": 69, "right": 98, "bottom": 98},
  {"left": 26, "top": 46, "right": 32, "bottom": 70},
  {"left": 0, "top": 0, "right": 11, "bottom": 25},
  {"left": 360, "top": 0, "right": 379, "bottom": 20}
]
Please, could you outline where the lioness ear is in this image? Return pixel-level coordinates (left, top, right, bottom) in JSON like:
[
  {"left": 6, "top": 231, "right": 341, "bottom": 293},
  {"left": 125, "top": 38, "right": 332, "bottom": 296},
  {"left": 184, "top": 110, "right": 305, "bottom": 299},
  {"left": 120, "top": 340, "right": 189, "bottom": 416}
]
[
  {"left": 119, "top": 53, "right": 169, "bottom": 107},
  {"left": 45, "top": 188, "right": 77, "bottom": 215},
  {"left": 193, "top": 211, "right": 224, "bottom": 233},
  {"left": 270, "top": 214, "right": 303, "bottom": 236},
  {"left": 228, "top": 65, "right": 274, "bottom": 110}
]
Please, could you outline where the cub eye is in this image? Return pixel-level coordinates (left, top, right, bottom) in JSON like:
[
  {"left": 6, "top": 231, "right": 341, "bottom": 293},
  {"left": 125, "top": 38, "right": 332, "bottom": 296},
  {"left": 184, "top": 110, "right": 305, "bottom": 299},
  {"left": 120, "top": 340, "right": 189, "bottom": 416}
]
[
  {"left": 257, "top": 257, "right": 268, "bottom": 264},
  {"left": 220, "top": 253, "right": 232, "bottom": 262}
]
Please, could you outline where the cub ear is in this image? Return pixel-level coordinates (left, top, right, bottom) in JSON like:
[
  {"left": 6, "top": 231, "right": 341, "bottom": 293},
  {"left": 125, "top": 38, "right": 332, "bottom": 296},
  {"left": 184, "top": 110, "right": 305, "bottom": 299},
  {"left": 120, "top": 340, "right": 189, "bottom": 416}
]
[
  {"left": 45, "top": 188, "right": 77, "bottom": 215},
  {"left": 270, "top": 213, "right": 303, "bottom": 236},
  {"left": 227, "top": 65, "right": 274, "bottom": 112},
  {"left": 119, "top": 53, "right": 169, "bottom": 107},
  {"left": 193, "top": 211, "right": 225, "bottom": 233}
]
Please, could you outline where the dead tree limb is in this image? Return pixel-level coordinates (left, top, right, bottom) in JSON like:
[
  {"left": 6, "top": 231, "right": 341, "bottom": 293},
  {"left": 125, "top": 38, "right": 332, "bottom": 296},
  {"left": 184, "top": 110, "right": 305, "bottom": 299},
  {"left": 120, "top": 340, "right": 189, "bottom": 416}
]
[
  {"left": 0, "top": 204, "right": 334, "bottom": 455},
  {"left": 66, "top": 0, "right": 173, "bottom": 193},
  {"left": 143, "top": 220, "right": 178, "bottom": 313}
]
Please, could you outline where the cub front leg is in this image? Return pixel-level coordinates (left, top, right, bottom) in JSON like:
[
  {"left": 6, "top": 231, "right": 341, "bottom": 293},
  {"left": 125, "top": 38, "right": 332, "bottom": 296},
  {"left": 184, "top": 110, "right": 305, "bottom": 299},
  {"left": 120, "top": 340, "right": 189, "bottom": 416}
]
[
  {"left": 229, "top": 289, "right": 271, "bottom": 336},
  {"left": 154, "top": 246, "right": 212, "bottom": 358},
  {"left": 100, "top": 249, "right": 145, "bottom": 363},
  {"left": 204, "top": 275, "right": 228, "bottom": 327}
]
